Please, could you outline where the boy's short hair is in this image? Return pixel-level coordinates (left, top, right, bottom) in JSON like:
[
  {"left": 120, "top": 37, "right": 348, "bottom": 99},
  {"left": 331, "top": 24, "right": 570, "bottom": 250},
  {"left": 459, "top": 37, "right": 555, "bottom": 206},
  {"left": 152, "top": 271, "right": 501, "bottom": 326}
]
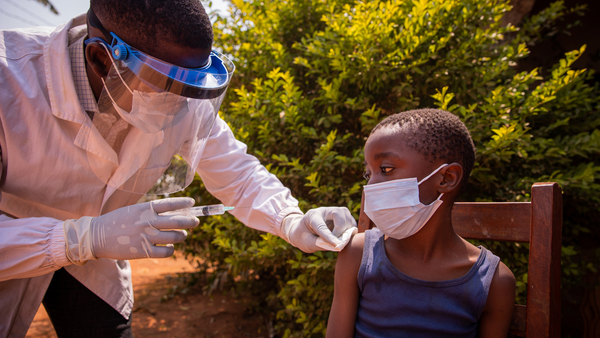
[
  {"left": 90, "top": 0, "right": 213, "bottom": 55},
  {"left": 371, "top": 108, "right": 476, "bottom": 193}
]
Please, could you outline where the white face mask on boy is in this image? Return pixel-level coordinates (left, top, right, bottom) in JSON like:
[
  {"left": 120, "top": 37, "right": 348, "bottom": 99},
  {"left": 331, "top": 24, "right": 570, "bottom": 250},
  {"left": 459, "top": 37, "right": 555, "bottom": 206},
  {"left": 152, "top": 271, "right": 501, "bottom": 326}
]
[{"left": 363, "top": 163, "right": 448, "bottom": 239}]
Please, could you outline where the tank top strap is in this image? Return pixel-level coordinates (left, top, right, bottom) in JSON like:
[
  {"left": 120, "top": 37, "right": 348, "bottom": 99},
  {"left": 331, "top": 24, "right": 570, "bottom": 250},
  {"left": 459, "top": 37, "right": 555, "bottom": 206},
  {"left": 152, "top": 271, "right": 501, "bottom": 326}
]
[
  {"left": 357, "top": 228, "right": 384, "bottom": 293},
  {"left": 475, "top": 246, "right": 501, "bottom": 316}
]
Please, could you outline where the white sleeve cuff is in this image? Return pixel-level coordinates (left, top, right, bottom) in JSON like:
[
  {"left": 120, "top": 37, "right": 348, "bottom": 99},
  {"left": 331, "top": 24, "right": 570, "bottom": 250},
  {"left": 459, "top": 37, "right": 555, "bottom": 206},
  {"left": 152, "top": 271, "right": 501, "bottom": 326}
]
[
  {"left": 63, "top": 217, "right": 97, "bottom": 265},
  {"left": 276, "top": 207, "right": 303, "bottom": 241},
  {"left": 49, "top": 220, "right": 72, "bottom": 267}
]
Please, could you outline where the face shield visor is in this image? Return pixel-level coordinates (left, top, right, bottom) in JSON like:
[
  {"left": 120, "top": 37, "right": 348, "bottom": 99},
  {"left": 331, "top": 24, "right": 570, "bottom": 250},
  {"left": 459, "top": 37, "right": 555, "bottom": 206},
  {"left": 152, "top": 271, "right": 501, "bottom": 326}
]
[{"left": 84, "top": 29, "right": 235, "bottom": 196}]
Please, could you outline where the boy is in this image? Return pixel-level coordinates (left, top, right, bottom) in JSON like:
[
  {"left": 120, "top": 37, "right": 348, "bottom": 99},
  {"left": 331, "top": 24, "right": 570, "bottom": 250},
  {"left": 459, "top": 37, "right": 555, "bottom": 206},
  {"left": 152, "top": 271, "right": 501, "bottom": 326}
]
[{"left": 326, "top": 108, "right": 516, "bottom": 337}]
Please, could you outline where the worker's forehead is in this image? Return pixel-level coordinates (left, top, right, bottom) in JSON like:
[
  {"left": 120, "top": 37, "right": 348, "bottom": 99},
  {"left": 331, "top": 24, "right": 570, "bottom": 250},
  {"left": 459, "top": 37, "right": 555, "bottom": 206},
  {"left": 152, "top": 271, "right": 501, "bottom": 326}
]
[{"left": 145, "top": 42, "right": 212, "bottom": 69}]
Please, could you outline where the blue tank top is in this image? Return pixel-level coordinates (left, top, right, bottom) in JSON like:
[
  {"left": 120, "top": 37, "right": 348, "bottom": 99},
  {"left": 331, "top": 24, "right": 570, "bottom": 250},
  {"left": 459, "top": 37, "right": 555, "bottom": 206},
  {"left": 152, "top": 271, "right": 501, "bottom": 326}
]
[{"left": 355, "top": 228, "right": 500, "bottom": 338}]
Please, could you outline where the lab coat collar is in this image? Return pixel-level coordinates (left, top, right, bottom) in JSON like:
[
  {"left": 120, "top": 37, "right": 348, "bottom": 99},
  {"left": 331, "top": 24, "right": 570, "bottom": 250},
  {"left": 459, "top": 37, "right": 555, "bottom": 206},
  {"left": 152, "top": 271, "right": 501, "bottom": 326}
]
[
  {"left": 44, "top": 13, "right": 89, "bottom": 124},
  {"left": 43, "top": 14, "right": 121, "bottom": 167}
]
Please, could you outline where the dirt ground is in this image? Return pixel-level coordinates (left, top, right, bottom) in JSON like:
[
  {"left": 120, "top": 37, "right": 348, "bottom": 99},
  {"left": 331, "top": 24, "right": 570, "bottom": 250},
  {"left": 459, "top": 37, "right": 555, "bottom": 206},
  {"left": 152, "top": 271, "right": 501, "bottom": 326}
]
[{"left": 25, "top": 255, "right": 269, "bottom": 338}]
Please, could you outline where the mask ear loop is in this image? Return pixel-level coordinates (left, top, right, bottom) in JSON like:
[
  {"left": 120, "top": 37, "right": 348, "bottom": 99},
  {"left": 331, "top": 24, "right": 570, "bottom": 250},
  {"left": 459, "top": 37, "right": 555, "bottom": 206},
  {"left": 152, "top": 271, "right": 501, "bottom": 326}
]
[
  {"left": 417, "top": 163, "right": 449, "bottom": 202},
  {"left": 99, "top": 43, "right": 134, "bottom": 95},
  {"left": 96, "top": 42, "right": 138, "bottom": 116}
]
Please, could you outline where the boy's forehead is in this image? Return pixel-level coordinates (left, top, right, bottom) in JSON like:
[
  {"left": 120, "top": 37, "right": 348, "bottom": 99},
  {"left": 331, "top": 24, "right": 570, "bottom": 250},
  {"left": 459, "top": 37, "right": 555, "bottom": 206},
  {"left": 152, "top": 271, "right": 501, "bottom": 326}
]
[
  {"left": 369, "top": 124, "right": 414, "bottom": 141},
  {"left": 365, "top": 124, "right": 430, "bottom": 160},
  {"left": 366, "top": 126, "right": 409, "bottom": 152}
]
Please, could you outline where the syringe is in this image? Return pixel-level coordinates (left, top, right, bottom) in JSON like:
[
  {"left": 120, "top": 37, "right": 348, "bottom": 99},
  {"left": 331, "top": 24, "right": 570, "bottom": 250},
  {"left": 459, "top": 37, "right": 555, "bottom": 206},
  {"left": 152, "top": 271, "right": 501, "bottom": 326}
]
[{"left": 161, "top": 204, "right": 234, "bottom": 217}]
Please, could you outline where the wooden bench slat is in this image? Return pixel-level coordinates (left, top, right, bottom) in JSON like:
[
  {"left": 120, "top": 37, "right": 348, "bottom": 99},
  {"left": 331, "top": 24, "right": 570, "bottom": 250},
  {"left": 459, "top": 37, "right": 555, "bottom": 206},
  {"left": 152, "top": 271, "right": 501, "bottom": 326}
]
[
  {"left": 452, "top": 202, "right": 531, "bottom": 242},
  {"left": 509, "top": 304, "right": 527, "bottom": 337}
]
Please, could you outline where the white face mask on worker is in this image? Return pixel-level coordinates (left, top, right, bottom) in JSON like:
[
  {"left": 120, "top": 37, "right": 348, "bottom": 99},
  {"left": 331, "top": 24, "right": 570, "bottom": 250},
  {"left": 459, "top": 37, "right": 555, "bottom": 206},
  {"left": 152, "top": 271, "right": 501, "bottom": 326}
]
[
  {"left": 363, "top": 164, "right": 448, "bottom": 239},
  {"left": 120, "top": 90, "right": 189, "bottom": 134},
  {"left": 102, "top": 76, "right": 189, "bottom": 134}
]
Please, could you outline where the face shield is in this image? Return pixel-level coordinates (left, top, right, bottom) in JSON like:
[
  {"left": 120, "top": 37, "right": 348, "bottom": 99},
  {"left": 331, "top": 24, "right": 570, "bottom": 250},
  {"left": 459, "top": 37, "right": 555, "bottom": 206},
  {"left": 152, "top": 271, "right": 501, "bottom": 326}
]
[{"left": 84, "top": 28, "right": 234, "bottom": 196}]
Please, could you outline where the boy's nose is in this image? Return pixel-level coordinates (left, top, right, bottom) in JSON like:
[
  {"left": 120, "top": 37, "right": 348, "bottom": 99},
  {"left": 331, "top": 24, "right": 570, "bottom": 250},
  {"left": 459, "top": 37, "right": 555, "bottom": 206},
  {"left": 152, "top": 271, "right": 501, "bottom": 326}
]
[{"left": 367, "top": 177, "right": 384, "bottom": 185}]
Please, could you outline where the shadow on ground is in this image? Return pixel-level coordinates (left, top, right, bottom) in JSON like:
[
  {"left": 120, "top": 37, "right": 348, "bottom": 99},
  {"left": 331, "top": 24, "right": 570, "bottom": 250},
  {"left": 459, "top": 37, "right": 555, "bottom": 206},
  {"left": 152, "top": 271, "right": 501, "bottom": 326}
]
[{"left": 26, "top": 255, "right": 269, "bottom": 338}]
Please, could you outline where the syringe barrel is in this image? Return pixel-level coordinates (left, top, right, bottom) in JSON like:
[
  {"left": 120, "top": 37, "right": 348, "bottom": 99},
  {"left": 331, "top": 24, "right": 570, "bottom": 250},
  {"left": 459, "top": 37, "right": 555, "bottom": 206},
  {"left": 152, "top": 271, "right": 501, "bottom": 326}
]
[
  {"left": 193, "top": 204, "right": 225, "bottom": 216},
  {"left": 161, "top": 204, "right": 232, "bottom": 217}
]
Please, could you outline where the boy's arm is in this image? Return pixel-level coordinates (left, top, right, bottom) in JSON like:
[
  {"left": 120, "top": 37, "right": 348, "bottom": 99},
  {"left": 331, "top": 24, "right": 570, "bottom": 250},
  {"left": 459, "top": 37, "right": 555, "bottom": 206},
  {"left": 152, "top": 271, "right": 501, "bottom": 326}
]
[
  {"left": 326, "top": 233, "right": 364, "bottom": 338},
  {"left": 478, "top": 262, "right": 516, "bottom": 338}
]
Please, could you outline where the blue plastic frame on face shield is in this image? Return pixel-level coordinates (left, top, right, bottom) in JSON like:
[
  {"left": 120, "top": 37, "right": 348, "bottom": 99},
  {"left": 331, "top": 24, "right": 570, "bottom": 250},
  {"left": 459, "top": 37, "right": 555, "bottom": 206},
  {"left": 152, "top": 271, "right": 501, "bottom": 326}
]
[{"left": 85, "top": 33, "right": 234, "bottom": 100}]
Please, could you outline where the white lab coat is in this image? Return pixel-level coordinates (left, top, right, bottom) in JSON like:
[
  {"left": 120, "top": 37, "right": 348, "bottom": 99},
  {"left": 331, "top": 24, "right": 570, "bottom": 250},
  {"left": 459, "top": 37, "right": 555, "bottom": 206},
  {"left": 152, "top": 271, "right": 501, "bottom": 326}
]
[{"left": 0, "top": 14, "right": 301, "bottom": 337}]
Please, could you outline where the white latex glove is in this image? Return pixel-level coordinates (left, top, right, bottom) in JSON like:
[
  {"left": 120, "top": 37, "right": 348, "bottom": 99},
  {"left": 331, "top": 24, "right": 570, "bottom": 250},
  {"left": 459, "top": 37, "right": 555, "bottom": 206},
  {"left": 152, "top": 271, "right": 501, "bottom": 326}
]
[
  {"left": 281, "top": 207, "right": 358, "bottom": 253},
  {"left": 63, "top": 197, "right": 199, "bottom": 264}
]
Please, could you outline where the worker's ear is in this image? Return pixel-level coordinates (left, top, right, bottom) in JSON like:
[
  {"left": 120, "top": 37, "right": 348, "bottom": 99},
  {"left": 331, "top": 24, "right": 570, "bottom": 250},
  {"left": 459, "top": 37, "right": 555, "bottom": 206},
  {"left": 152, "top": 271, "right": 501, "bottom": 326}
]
[
  {"left": 85, "top": 42, "right": 112, "bottom": 78},
  {"left": 438, "top": 163, "right": 463, "bottom": 194}
]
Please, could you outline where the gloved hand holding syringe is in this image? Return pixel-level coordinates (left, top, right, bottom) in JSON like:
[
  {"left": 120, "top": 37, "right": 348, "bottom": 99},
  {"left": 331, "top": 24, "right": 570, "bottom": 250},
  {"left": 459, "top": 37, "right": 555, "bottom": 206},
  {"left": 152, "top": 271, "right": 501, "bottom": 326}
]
[
  {"left": 63, "top": 199, "right": 237, "bottom": 265},
  {"left": 160, "top": 204, "right": 235, "bottom": 217}
]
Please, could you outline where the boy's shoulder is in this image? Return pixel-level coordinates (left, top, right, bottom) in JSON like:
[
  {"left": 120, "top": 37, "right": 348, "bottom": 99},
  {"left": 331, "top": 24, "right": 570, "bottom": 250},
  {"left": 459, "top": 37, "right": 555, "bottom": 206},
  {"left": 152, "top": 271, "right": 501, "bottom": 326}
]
[
  {"left": 337, "top": 231, "right": 368, "bottom": 270},
  {"left": 479, "top": 257, "right": 516, "bottom": 336},
  {"left": 461, "top": 237, "right": 484, "bottom": 260},
  {"left": 340, "top": 231, "right": 365, "bottom": 257},
  {"left": 338, "top": 229, "right": 385, "bottom": 270}
]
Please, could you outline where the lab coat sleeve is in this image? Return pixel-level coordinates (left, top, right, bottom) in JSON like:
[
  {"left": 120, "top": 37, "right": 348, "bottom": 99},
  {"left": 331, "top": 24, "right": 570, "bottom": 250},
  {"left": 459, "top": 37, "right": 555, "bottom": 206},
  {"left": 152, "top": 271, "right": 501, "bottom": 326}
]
[
  {"left": 0, "top": 214, "right": 72, "bottom": 282},
  {"left": 196, "top": 116, "right": 303, "bottom": 237}
]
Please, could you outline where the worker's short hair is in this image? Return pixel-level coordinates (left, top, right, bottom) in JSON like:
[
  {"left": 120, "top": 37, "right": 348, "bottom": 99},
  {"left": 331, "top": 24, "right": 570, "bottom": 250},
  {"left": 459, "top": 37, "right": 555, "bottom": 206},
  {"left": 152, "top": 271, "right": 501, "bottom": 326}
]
[
  {"left": 90, "top": 0, "right": 213, "bottom": 55},
  {"left": 371, "top": 108, "right": 476, "bottom": 193}
]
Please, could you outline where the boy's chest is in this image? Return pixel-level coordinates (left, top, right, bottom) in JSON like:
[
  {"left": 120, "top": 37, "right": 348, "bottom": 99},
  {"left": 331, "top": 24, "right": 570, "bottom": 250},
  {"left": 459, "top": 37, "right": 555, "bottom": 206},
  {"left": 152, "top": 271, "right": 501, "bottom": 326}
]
[{"left": 386, "top": 250, "right": 478, "bottom": 281}]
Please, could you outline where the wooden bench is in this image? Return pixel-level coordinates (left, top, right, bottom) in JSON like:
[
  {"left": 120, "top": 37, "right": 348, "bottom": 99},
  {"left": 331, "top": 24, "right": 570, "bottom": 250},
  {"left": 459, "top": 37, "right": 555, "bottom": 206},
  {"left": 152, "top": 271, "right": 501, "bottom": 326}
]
[{"left": 358, "top": 182, "right": 563, "bottom": 337}]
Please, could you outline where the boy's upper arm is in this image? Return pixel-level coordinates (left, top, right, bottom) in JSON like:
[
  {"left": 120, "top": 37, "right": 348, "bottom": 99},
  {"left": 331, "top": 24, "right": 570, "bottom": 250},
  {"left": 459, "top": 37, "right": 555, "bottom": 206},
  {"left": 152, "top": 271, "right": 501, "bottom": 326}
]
[
  {"left": 326, "top": 232, "right": 365, "bottom": 338},
  {"left": 478, "top": 261, "right": 516, "bottom": 338}
]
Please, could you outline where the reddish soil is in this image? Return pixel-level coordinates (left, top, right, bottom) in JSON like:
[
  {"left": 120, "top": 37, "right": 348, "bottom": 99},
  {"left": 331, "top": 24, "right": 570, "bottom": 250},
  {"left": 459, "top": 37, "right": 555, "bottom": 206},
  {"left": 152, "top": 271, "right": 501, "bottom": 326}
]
[{"left": 25, "top": 255, "right": 269, "bottom": 338}]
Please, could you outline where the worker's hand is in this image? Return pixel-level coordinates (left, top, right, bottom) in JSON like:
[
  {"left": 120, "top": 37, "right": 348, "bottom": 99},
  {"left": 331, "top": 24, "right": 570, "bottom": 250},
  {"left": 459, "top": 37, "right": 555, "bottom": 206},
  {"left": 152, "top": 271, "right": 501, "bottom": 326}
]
[
  {"left": 63, "top": 198, "right": 199, "bottom": 264},
  {"left": 281, "top": 207, "right": 357, "bottom": 253}
]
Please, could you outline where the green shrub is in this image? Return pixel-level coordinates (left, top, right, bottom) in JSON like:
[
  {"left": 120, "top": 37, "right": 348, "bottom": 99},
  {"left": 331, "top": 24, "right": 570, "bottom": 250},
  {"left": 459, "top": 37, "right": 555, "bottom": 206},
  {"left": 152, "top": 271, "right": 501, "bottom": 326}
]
[{"left": 177, "top": 0, "right": 599, "bottom": 336}]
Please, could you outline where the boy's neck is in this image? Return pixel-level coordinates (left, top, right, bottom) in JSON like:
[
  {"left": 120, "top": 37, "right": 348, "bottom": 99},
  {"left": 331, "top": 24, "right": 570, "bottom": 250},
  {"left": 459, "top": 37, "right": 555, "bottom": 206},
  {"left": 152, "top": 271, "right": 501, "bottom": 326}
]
[
  {"left": 383, "top": 202, "right": 481, "bottom": 281},
  {"left": 390, "top": 205, "right": 460, "bottom": 260}
]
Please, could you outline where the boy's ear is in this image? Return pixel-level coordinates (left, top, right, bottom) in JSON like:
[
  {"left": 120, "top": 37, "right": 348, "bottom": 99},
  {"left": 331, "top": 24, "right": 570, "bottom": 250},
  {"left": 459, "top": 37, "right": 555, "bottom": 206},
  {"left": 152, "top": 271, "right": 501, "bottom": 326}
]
[{"left": 438, "top": 163, "right": 463, "bottom": 194}]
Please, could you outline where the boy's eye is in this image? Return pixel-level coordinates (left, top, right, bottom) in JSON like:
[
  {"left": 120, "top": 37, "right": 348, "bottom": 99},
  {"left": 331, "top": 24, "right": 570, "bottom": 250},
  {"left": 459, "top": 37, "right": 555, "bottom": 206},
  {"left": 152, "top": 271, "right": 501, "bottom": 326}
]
[
  {"left": 381, "top": 167, "right": 394, "bottom": 174},
  {"left": 363, "top": 171, "right": 371, "bottom": 181}
]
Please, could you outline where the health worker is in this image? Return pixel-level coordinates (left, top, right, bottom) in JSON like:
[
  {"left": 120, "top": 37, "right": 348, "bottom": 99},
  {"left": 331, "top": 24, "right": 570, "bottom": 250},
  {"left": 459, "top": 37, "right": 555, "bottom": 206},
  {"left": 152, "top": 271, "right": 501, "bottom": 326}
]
[{"left": 0, "top": 1, "right": 357, "bottom": 337}]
